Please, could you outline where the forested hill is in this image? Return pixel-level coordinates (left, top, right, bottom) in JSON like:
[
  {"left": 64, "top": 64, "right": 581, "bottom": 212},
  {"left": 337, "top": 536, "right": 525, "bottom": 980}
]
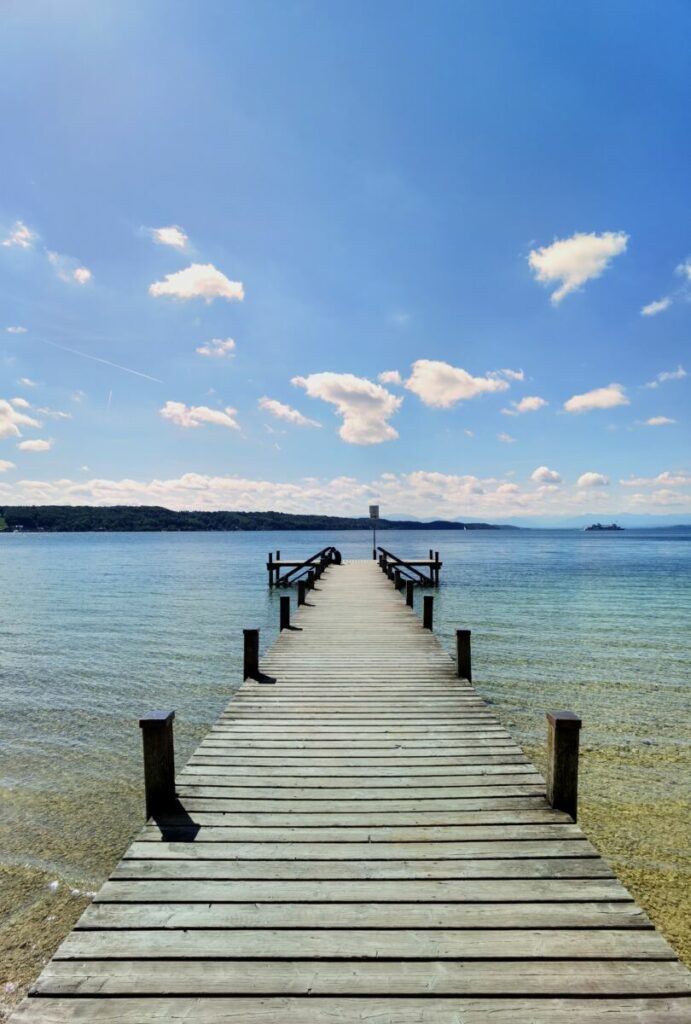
[{"left": 0, "top": 505, "right": 512, "bottom": 533}]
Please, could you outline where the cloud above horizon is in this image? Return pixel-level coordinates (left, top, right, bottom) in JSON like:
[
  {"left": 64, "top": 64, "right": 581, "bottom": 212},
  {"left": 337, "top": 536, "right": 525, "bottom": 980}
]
[
  {"left": 0, "top": 398, "right": 41, "bottom": 439},
  {"left": 404, "top": 359, "right": 509, "bottom": 408},
  {"left": 643, "top": 365, "right": 686, "bottom": 389},
  {"left": 577, "top": 471, "right": 610, "bottom": 488},
  {"left": 564, "top": 383, "right": 629, "bottom": 413},
  {"left": 196, "top": 337, "right": 236, "bottom": 358},
  {"left": 17, "top": 438, "right": 53, "bottom": 452},
  {"left": 258, "top": 396, "right": 321, "bottom": 428},
  {"left": 502, "top": 395, "right": 548, "bottom": 416},
  {"left": 160, "top": 400, "right": 240, "bottom": 431},
  {"left": 292, "top": 372, "right": 402, "bottom": 444},
  {"left": 528, "top": 231, "right": 628, "bottom": 303},
  {"left": 1, "top": 220, "right": 36, "bottom": 249},
  {"left": 151, "top": 225, "right": 188, "bottom": 249},
  {"left": 150, "top": 263, "right": 244, "bottom": 303}
]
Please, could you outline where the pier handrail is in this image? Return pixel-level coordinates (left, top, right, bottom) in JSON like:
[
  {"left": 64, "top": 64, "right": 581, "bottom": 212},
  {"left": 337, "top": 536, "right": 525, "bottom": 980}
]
[
  {"left": 377, "top": 545, "right": 441, "bottom": 585},
  {"left": 269, "top": 545, "right": 342, "bottom": 587}
]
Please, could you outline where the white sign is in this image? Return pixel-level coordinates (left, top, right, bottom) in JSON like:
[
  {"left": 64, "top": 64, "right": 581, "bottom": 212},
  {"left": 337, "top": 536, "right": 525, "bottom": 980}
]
[{"left": 369, "top": 505, "right": 380, "bottom": 520}]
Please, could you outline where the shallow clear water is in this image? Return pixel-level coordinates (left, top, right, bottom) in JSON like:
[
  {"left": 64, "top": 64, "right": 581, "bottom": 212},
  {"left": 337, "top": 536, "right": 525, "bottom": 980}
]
[{"left": 0, "top": 528, "right": 690, "bottom": 997}]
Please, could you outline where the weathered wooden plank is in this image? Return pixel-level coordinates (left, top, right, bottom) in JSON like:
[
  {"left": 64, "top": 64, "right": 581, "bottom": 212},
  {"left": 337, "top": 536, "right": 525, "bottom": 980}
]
[
  {"left": 32, "top": 959, "right": 691, "bottom": 996},
  {"left": 54, "top": 928, "right": 673, "bottom": 961},
  {"left": 12, "top": 996, "right": 691, "bottom": 1023},
  {"left": 95, "top": 877, "right": 632, "bottom": 903},
  {"left": 180, "top": 761, "right": 533, "bottom": 779}
]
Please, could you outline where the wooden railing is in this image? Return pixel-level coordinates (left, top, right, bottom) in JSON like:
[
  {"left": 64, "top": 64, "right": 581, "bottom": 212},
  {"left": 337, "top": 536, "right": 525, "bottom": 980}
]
[
  {"left": 377, "top": 545, "right": 442, "bottom": 586},
  {"left": 267, "top": 545, "right": 342, "bottom": 587}
]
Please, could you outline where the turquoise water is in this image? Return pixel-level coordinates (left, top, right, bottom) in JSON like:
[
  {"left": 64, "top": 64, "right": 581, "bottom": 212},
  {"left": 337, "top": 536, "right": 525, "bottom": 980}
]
[{"left": 1, "top": 528, "right": 690, "bottom": 884}]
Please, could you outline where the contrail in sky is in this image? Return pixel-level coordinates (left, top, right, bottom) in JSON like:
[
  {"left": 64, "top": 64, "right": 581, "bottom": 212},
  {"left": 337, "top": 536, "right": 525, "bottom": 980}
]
[{"left": 32, "top": 337, "right": 163, "bottom": 383}]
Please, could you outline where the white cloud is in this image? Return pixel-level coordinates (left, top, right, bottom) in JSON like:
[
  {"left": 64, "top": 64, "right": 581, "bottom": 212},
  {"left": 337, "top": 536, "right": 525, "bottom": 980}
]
[
  {"left": 497, "top": 432, "right": 516, "bottom": 443},
  {"left": 47, "top": 251, "right": 93, "bottom": 285},
  {"left": 378, "top": 370, "right": 403, "bottom": 385},
  {"left": 1, "top": 220, "right": 36, "bottom": 249},
  {"left": 528, "top": 231, "right": 628, "bottom": 303},
  {"left": 577, "top": 472, "right": 610, "bottom": 488},
  {"left": 464, "top": 429, "right": 475, "bottom": 438},
  {"left": 196, "top": 337, "right": 236, "bottom": 358},
  {"left": 0, "top": 460, "right": 15, "bottom": 472},
  {"left": 531, "top": 466, "right": 562, "bottom": 483},
  {"left": 149, "top": 263, "right": 244, "bottom": 303},
  {"left": 404, "top": 359, "right": 509, "bottom": 409},
  {"left": 258, "top": 396, "right": 321, "bottom": 428},
  {"left": 18, "top": 377, "right": 37, "bottom": 388},
  {"left": 646, "top": 416, "right": 676, "bottom": 426},
  {"left": 564, "top": 383, "right": 629, "bottom": 413},
  {"left": 151, "top": 225, "right": 188, "bottom": 249},
  {"left": 502, "top": 395, "right": 548, "bottom": 416},
  {"left": 676, "top": 257, "right": 691, "bottom": 282},
  {"left": 492, "top": 368, "right": 525, "bottom": 382},
  {"left": 5, "top": 326, "right": 28, "bottom": 334},
  {"left": 11, "top": 397, "right": 31, "bottom": 409},
  {"left": 37, "top": 407, "right": 72, "bottom": 420},
  {"left": 160, "top": 401, "right": 240, "bottom": 431},
  {"left": 621, "top": 471, "right": 691, "bottom": 488},
  {"left": 641, "top": 297, "right": 671, "bottom": 317},
  {"left": 292, "top": 372, "right": 402, "bottom": 444},
  {"left": 0, "top": 399, "right": 41, "bottom": 438},
  {"left": 643, "top": 365, "right": 686, "bottom": 389},
  {"left": 18, "top": 438, "right": 52, "bottom": 452}
]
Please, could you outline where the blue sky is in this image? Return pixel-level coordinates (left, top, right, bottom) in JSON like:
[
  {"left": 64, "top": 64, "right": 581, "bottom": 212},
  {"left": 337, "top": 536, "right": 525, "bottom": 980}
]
[{"left": 1, "top": 0, "right": 689, "bottom": 523}]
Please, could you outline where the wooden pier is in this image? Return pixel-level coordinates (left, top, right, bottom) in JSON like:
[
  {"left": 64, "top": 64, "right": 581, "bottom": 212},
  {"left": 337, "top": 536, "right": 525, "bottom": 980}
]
[{"left": 13, "top": 558, "right": 691, "bottom": 1022}]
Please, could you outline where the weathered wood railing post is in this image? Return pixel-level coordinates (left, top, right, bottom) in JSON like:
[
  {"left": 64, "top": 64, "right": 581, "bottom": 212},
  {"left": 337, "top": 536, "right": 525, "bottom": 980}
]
[
  {"left": 297, "top": 579, "right": 306, "bottom": 606},
  {"left": 394, "top": 568, "right": 402, "bottom": 590},
  {"left": 243, "top": 628, "right": 260, "bottom": 680},
  {"left": 546, "top": 711, "right": 582, "bottom": 820},
  {"left": 280, "top": 596, "right": 290, "bottom": 631},
  {"left": 423, "top": 595, "right": 433, "bottom": 630},
  {"left": 406, "top": 580, "right": 415, "bottom": 607},
  {"left": 276, "top": 550, "right": 280, "bottom": 561},
  {"left": 139, "top": 710, "right": 176, "bottom": 820},
  {"left": 307, "top": 569, "right": 315, "bottom": 589},
  {"left": 267, "top": 552, "right": 274, "bottom": 587},
  {"left": 434, "top": 551, "right": 440, "bottom": 585},
  {"left": 456, "top": 628, "right": 472, "bottom": 682}
]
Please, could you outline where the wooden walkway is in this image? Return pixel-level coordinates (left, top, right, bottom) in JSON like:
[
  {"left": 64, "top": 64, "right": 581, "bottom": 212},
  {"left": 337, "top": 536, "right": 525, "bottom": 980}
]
[{"left": 13, "top": 560, "right": 691, "bottom": 1022}]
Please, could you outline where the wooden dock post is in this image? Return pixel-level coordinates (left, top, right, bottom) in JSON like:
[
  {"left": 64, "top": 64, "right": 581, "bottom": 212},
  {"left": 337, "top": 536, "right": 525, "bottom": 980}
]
[
  {"left": 279, "top": 595, "right": 290, "bottom": 630},
  {"left": 276, "top": 550, "right": 280, "bottom": 561},
  {"left": 267, "top": 552, "right": 273, "bottom": 588},
  {"left": 546, "top": 710, "right": 582, "bottom": 820},
  {"left": 243, "top": 628, "right": 260, "bottom": 680},
  {"left": 456, "top": 628, "right": 472, "bottom": 681},
  {"left": 139, "top": 710, "right": 176, "bottom": 820},
  {"left": 434, "top": 550, "right": 440, "bottom": 585},
  {"left": 423, "top": 594, "right": 434, "bottom": 630},
  {"left": 406, "top": 579, "right": 414, "bottom": 607},
  {"left": 394, "top": 568, "right": 403, "bottom": 590},
  {"left": 297, "top": 579, "right": 306, "bottom": 606},
  {"left": 307, "top": 569, "right": 315, "bottom": 590}
]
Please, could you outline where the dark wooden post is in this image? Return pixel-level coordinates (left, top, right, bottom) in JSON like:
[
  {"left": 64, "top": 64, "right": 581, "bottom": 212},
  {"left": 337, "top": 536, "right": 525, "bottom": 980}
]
[
  {"left": 267, "top": 552, "right": 274, "bottom": 588},
  {"left": 434, "top": 551, "right": 440, "bottom": 585},
  {"left": 423, "top": 595, "right": 433, "bottom": 630},
  {"left": 297, "top": 580, "right": 306, "bottom": 606},
  {"left": 394, "top": 568, "right": 402, "bottom": 590},
  {"left": 429, "top": 548, "right": 433, "bottom": 560},
  {"left": 546, "top": 711, "right": 582, "bottom": 820},
  {"left": 276, "top": 550, "right": 280, "bottom": 561},
  {"left": 456, "top": 628, "right": 472, "bottom": 682},
  {"left": 139, "top": 710, "right": 176, "bottom": 820},
  {"left": 310, "top": 569, "right": 316, "bottom": 589},
  {"left": 243, "top": 628, "right": 259, "bottom": 679},
  {"left": 406, "top": 580, "right": 414, "bottom": 607},
  {"left": 280, "top": 596, "right": 290, "bottom": 631}
]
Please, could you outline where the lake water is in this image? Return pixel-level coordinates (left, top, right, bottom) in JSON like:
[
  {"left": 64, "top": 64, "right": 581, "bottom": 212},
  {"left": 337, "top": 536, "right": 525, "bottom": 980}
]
[{"left": 1, "top": 528, "right": 690, "bottom": 1004}]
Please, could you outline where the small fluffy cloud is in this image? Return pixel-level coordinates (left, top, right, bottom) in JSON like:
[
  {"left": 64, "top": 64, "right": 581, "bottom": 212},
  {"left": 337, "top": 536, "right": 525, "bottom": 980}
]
[
  {"left": 258, "top": 396, "right": 321, "bottom": 428},
  {"left": 6, "top": 326, "right": 28, "bottom": 334},
  {"left": 47, "top": 251, "right": 93, "bottom": 285},
  {"left": 404, "top": 359, "right": 509, "bottom": 409},
  {"left": 292, "top": 372, "right": 402, "bottom": 445},
  {"left": 502, "top": 395, "right": 548, "bottom": 416},
  {"left": 621, "top": 471, "right": 691, "bottom": 488},
  {"left": 18, "top": 438, "right": 52, "bottom": 452},
  {"left": 1, "top": 220, "right": 36, "bottom": 249},
  {"left": 528, "top": 231, "right": 628, "bottom": 303},
  {"left": 497, "top": 432, "right": 516, "bottom": 443},
  {"left": 676, "top": 257, "right": 691, "bottom": 282},
  {"left": 564, "top": 383, "right": 629, "bottom": 413},
  {"left": 151, "top": 225, "right": 188, "bottom": 249},
  {"left": 646, "top": 416, "right": 676, "bottom": 426},
  {"left": 36, "top": 407, "right": 72, "bottom": 421},
  {"left": 0, "top": 460, "right": 16, "bottom": 472},
  {"left": 0, "top": 399, "right": 41, "bottom": 438},
  {"left": 641, "top": 297, "right": 671, "bottom": 317},
  {"left": 378, "top": 370, "right": 403, "bottom": 385},
  {"left": 11, "top": 397, "right": 31, "bottom": 409},
  {"left": 150, "top": 263, "right": 244, "bottom": 303},
  {"left": 492, "top": 368, "right": 525, "bottom": 382},
  {"left": 160, "top": 401, "right": 240, "bottom": 431},
  {"left": 577, "top": 472, "right": 610, "bottom": 488},
  {"left": 18, "top": 378, "right": 38, "bottom": 388},
  {"left": 643, "top": 365, "right": 686, "bottom": 389},
  {"left": 531, "top": 466, "right": 562, "bottom": 483},
  {"left": 196, "top": 337, "right": 236, "bottom": 358}
]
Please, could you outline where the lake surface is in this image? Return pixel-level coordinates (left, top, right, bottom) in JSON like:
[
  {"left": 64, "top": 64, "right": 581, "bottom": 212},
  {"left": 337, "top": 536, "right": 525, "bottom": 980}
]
[{"left": 1, "top": 528, "right": 690, "bottom": 1003}]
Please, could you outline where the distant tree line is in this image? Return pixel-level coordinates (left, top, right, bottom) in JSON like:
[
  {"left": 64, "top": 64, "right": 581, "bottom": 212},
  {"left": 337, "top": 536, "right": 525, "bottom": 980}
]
[{"left": 0, "top": 505, "right": 510, "bottom": 533}]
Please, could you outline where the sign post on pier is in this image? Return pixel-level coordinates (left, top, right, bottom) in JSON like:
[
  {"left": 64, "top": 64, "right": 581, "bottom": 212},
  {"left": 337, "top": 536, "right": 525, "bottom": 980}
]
[{"left": 369, "top": 504, "right": 379, "bottom": 560}]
